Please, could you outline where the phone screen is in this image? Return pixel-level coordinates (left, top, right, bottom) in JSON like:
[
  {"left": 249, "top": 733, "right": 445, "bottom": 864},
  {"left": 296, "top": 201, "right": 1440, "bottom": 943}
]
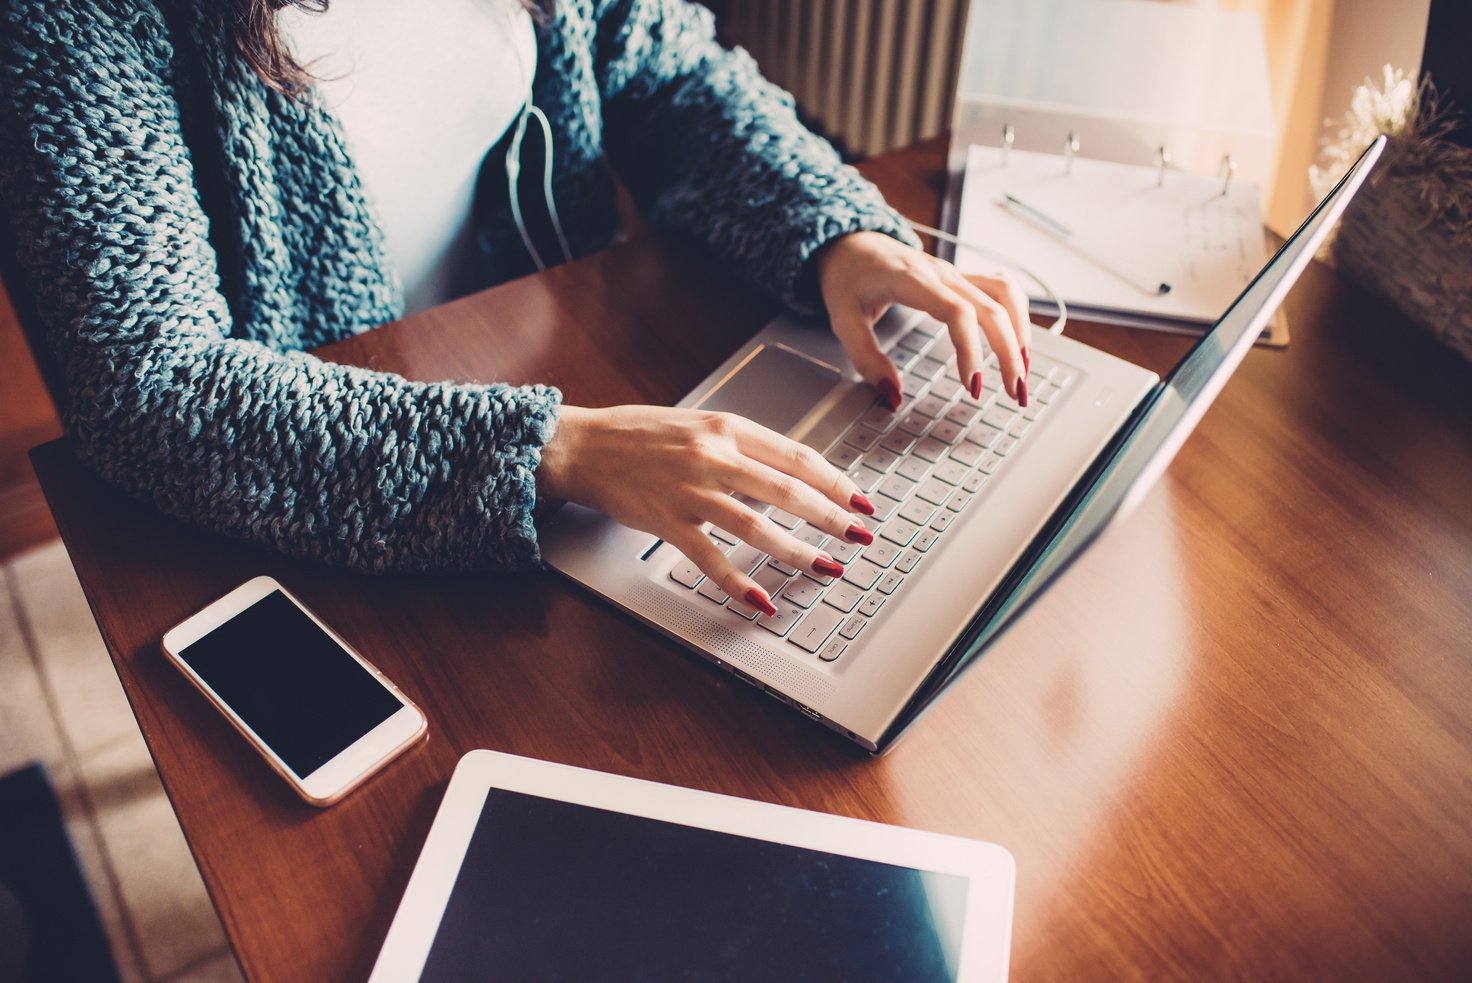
[{"left": 176, "top": 590, "right": 403, "bottom": 778}]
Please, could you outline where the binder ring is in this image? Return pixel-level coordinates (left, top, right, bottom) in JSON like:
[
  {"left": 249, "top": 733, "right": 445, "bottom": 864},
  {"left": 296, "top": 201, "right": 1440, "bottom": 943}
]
[
  {"left": 1002, "top": 124, "right": 1015, "bottom": 166},
  {"left": 1064, "top": 132, "right": 1080, "bottom": 175},
  {"left": 1219, "top": 154, "right": 1236, "bottom": 196},
  {"left": 1155, "top": 145, "right": 1172, "bottom": 187}
]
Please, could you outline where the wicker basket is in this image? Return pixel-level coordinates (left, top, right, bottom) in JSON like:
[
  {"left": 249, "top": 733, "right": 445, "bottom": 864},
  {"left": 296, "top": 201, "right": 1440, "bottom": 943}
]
[{"left": 1329, "top": 138, "right": 1472, "bottom": 362}]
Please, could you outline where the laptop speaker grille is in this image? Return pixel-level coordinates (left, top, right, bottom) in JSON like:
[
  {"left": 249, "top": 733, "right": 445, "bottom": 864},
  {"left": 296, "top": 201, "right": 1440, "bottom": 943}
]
[{"left": 629, "top": 582, "right": 834, "bottom": 708}]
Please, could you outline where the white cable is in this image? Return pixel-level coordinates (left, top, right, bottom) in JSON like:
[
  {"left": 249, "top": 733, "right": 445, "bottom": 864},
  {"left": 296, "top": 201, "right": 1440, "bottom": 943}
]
[
  {"left": 529, "top": 104, "right": 572, "bottom": 264},
  {"left": 903, "top": 218, "right": 1069, "bottom": 337},
  {"left": 506, "top": 19, "right": 571, "bottom": 271}
]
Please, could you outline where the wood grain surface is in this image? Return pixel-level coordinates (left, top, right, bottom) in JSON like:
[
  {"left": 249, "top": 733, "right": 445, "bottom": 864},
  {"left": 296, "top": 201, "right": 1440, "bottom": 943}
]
[{"left": 31, "top": 138, "right": 1472, "bottom": 981}]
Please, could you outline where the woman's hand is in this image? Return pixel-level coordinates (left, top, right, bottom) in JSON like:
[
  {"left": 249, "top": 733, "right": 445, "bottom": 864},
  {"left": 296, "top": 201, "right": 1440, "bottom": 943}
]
[
  {"left": 537, "top": 405, "right": 875, "bottom": 615},
  {"left": 816, "top": 230, "right": 1034, "bottom": 409}
]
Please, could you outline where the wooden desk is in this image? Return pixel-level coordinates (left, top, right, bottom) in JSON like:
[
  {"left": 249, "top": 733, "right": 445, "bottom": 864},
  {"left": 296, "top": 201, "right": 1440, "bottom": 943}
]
[{"left": 33, "top": 139, "right": 1472, "bottom": 981}]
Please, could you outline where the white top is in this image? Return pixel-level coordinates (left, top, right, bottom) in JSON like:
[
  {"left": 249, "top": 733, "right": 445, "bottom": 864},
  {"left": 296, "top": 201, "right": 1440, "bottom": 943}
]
[{"left": 280, "top": 0, "right": 536, "bottom": 315}]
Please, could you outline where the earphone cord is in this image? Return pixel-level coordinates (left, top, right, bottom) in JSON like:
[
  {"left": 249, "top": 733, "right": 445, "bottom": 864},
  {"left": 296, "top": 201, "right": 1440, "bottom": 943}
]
[{"left": 901, "top": 217, "right": 1069, "bottom": 337}]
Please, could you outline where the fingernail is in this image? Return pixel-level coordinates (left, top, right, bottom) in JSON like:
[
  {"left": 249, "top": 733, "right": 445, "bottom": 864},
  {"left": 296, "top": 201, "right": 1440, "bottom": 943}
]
[
  {"left": 849, "top": 492, "right": 875, "bottom": 516},
  {"left": 845, "top": 522, "right": 874, "bottom": 545},
  {"left": 969, "top": 370, "right": 982, "bottom": 400},
  {"left": 1017, "top": 377, "right": 1029, "bottom": 408},
  {"left": 812, "top": 554, "right": 846, "bottom": 578},
  {"left": 744, "top": 588, "right": 777, "bottom": 617},
  {"left": 877, "top": 378, "right": 902, "bottom": 411},
  {"left": 1022, "top": 346, "right": 1031, "bottom": 375}
]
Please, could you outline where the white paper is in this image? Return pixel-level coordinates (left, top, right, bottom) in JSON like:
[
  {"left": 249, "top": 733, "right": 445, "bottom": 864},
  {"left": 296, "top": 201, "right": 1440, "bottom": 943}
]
[{"left": 955, "top": 145, "right": 1267, "bottom": 326}]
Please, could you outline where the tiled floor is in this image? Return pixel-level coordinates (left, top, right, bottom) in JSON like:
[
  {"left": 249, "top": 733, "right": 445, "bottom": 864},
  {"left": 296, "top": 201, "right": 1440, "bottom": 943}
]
[{"left": 1, "top": 539, "right": 244, "bottom": 983}]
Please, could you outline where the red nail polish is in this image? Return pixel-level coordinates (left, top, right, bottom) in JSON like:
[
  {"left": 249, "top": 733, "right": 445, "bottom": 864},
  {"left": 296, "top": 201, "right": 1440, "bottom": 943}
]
[
  {"left": 845, "top": 522, "right": 874, "bottom": 545},
  {"left": 745, "top": 588, "right": 777, "bottom": 617},
  {"left": 812, "top": 555, "right": 846, "bottom": 579},
  {"left": 1022, "top": 346, "right": 1031, "bottom": 375},
  {"left": 1017, "top": 377, "right": 1029, "bottom": 408},
  {"left": 849, "top": 492, "right": 875, "bottom": 516},
  {"left": 969, "top": 371, "right": 982, "bottom": 400},
  {"left": 877, "top": 378, "right": 902, "bottom": 411}
]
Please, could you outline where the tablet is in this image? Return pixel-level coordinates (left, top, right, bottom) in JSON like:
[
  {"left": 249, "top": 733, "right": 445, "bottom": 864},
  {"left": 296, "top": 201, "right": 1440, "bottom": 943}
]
[{"left": 370, "top": 751, "right": 1015, "bottom": 982}]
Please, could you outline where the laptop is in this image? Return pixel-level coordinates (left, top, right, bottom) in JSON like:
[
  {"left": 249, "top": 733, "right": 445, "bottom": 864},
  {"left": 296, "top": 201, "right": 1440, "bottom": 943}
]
[{"left": 542, "top": 137, "right": 1384, "bottom": 753}]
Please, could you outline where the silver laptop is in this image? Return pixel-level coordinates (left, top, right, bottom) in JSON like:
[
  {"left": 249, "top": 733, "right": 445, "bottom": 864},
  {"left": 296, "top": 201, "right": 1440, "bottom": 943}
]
[{"left": 543, "top": 138, "right": 1383, "bottom": 753}]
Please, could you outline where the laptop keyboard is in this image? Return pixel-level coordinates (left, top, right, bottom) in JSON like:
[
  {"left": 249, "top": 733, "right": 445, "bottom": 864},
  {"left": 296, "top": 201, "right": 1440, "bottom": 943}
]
[{"left": 669, "top": 320, "right": 1076, "bottom": 664}]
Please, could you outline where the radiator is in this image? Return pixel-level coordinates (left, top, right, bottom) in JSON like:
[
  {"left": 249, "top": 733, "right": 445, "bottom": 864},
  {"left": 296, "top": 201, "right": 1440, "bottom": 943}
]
[{"left": 721, "top": 0, "right": 969, "bottom": 158}]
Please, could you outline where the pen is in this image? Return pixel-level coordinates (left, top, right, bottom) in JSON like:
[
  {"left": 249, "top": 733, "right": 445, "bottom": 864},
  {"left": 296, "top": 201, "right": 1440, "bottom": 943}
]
[{"left": 997, "top": 193, "right": 1172, "bottom": 297}]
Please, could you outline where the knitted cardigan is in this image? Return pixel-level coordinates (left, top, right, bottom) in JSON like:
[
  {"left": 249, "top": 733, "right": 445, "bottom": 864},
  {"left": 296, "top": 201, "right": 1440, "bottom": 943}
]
[{"left": 0, "top": 0, "right": 912, "bottom": 573}]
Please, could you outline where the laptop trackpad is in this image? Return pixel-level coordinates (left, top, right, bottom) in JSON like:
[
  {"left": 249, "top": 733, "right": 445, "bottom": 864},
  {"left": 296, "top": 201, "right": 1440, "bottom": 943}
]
[{"left": 693, "top": 344, "right": 841, "bottom": 435}]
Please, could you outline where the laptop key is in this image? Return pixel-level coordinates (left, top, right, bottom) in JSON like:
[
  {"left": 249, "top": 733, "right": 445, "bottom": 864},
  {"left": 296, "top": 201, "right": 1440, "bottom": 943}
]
[
  {"left": 817, "top": 637, "right": 848, "bottom": 662},
  {"left": 789, "top": 604, "right": 845, "bottom": 652},
  {"left": 929, "top": 420, "right": 965, "bottom": 444},
  {"left": 827, "top": 538, "right": 861, "bottom": 563},
  {"left": 869, "top": 494, "right": 903, "bottom": 522},
  {"left": 896, "top": 457, "right": 931, "bottom": 483},
  {"left": 945, "top": 403, "right": 980, "bottom": 426},
  {"left": 842, "top": 559, "right": 884, "bottom": 590},
  {"left": 710, "top": 525, "right": 739, "bottom": 544},
  {"left": 697, "top": 579, "right": 729, "bottom": 604},
  {"left": 851, "top": 465, "right": 886, "bottom": 493},
  {"left": 930, "top": 511, "right": 954, "bottom": 532},
  {"left": 753, "top": 565, "right": 792, "bottom": 597},
  {"left": 881, "top": 431, "right": 917, "bottom": 456},
  {"left": 931, "top": 377, "right": 965, "bottom": 401},
  {"left": 880, "top": 520, "right": 920, "bottom": 547},
  {"left": 877, "top": 571, "right": 905, "bottom": 595},
  {"left": 859, "top": 594, "right": 885, "bottom": 617},
  {"left": 670, "top": 560, "right": 703, "bottom": 589},
  {"left": 726, "top": 597, "right": 761, "bottom": 620},
  {"left": 897, "top": 411, "right": 931, "bottom": 436},
  {"left": 756, "top": 598, "right": 802, "bottom": 637},
  {"left": 859, "top": 406, "right": 898, "bottom": 431},
  {"left": 949, "top": 443, "right": 983, "bottom": 468},
  {"left": 767, "top": 557, "right": 799, "bottom": 576},
  {"left": 993, "top": 435, "right": 1018, "bottom": 456},
  {"left": 965, "top": 423, "right": 1002, "bottom": 448},
  {"left": 863, "top": 446, "right": 901, "bottom": 473},
  {"left": 899, "top": 500, "right": 935, "bottom": 526},
  {"left": 839, "top": 614, "right": 866, "bottom": 640},
  {"left": 826, "top": 444, "right": 862, "bottom": 470},
  {"left": 781, "top": 578, "right": 824, "bottom": 608},
  {"left": 863, "top": 540, "right": 902, "bottom": 568},
  {"left": 913, "top": 529, "right": 940, "bottom": 552},
  {"left": 877, "top": 474, "right": 914, "bottom": 502},
  {"left": 845, "top": 425, "right": 882, "bottom": 451},
  {"left": 793, "top": 525, "right": 828, "bottom": 549},
  {"left": 932, "top": 460, "right": 969, "bottom": 485},
  {"left": 824, "top": 582, "right": 863, "bottom": 612},
  {"left": 916, "top": 478, "right": 951, "bottom": 506},
  {"left": 946, "top": 491, "right": 973, "bottom": 513},
  {"left": 728, "top": 544, "right": 765, "bottom": 573},
  {"left": 769, "top": 508, "right": 802, "bottom": 530},
  {"left": 896, "top": 549, "right": 923, "bottom": 573},
  {"left": 914, "top": 394, "right": 949, "bottom": 418},
  {"left": 962, "top": 473, "right": 987, "bottom": 494},
  {"left": 914, "top": 438, "right": 948, "bottom": 462}
]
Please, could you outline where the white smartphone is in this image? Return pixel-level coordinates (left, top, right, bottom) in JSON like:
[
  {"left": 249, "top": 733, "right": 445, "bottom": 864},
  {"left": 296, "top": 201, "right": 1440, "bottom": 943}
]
[{"left": 161, "top": 576, "right": 427, "bottom": 807}]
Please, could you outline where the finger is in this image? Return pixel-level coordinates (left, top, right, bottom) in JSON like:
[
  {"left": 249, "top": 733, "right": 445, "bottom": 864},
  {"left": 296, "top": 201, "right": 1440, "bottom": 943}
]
[
  {"left": 887, "top": 272, "right": 989, "bottom": 400},
  {"left": 942, "top": 267, "right": 1026, "bottom": 403},
  {"left": 726, "top": 418, "right": 876, "bottom": 517},
  {"left": 710, "top": 495, "right": 850, "bottom": 583},
  {"left": 966, "top": 270, "right": 1033, "bottom": 374},
  {"left": 827, "top": 299, "right": 903, "bottom": 411},
  {"left": 672, "top": 528, "right": 778, "bottom": 617},
  {"left": 721, "top": 456, "right": 874, "bottom": 548}
]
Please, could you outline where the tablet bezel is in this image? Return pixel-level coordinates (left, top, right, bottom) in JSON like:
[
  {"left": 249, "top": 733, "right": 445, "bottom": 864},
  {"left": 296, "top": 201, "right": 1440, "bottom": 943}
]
[{"left": 369, "top": 750, "right": 1015, "bottom": 982}]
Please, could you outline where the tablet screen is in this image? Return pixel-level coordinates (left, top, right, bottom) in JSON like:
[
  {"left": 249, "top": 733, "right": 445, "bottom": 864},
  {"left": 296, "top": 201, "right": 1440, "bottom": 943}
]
[{"left": 418, "top": 788, "right": 970, "bottom": 982}]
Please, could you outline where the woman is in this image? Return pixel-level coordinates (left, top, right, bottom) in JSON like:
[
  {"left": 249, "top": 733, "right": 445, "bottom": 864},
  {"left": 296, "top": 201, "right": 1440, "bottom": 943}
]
[{"left": 0, "top": 0, "right": 1029, "bottom": 616}]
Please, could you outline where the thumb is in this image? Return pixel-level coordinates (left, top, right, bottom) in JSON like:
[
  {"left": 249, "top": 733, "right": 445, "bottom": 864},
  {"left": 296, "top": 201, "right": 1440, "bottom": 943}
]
[{"left": 828, "top": 300, "right": 903, "bottom": 411}]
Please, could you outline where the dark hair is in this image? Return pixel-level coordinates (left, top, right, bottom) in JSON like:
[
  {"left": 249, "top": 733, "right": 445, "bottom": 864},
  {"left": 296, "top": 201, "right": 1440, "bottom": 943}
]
[{"left": 226, "top": 0, "right": 551, "bottom": 96}]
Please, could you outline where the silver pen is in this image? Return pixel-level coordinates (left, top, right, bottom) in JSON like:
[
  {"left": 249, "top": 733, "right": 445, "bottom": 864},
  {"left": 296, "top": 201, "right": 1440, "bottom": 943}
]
[{"left": 996, "top": 193, "right": 1172, "bottom": 297}]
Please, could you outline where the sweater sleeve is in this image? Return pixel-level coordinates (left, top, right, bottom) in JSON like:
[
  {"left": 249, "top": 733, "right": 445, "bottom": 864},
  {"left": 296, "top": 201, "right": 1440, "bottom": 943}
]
[
  {"left": 591, "top": 0, "right": 921, "bottom": 316},
  {"left": 0, "top": 2, "right": 560, "bottom": 574}
]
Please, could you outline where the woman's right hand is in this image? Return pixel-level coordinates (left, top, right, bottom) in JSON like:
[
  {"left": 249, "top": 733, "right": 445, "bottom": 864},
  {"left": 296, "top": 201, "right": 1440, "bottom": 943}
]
[{"left": 536, "top": 405, "right": 875, "bottom": 615}]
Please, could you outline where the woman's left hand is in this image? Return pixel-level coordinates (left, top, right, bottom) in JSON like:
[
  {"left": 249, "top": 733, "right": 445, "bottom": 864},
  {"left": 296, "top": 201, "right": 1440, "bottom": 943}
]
[{"left": 815, "top": 230, "right": 1034, "bottom": 410}]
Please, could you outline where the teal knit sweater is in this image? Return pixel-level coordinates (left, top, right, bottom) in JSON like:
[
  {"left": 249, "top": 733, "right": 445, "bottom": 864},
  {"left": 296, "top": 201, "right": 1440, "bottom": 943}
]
[{"left": 0, "top": 0, "right": 912, "bottom": 572}]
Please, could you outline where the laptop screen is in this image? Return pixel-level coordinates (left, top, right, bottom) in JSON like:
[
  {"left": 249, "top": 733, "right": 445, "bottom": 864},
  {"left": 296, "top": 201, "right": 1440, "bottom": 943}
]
[{"left": 888, "top": 137, "right": 1386, "bottom": 746}]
